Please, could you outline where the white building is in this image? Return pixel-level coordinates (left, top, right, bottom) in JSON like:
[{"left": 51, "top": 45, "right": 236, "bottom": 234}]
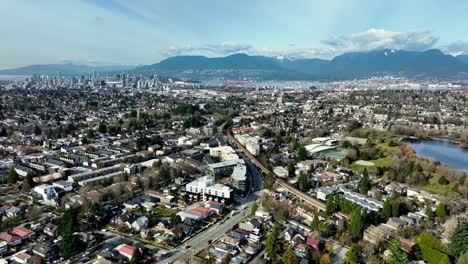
[
  {"left": 33, "top": 184, "right": 58, "bottom": 202},
  {"left": 52, "top": 181, "right": 74, "bottom": 192},
  {"left": 273, "top": 166, "right": 289, "bottom": 178},
  {"left": 235, "top": 134, "right": 261, "bottom": 156},
  {"left": 185, "top": 176, "right": 233, "bottom": 203}
]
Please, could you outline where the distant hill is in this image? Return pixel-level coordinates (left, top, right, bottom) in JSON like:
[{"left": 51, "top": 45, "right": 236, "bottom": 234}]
[
  {"left": 0, "top": 63, "right": 136, "bottom": 76},
  {"left": 3, "top": 49, "right": 468, "bottom": 80},
  {"left": 132, "top": 49, "right": 468, "bottom": 80}
]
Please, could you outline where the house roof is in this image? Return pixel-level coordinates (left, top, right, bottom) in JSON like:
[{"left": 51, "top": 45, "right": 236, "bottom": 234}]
[
  {"left": 116, "top": 244, "right": 135, "bottom": 257},
  {"left": 12, "top": 226, "right": 33, "bottom": 238},
  {"left": 0, "top": 232, "right": 21, "bottom": 242},
  {"left": 306, "top": 237, "right": 319, "bottom": 248},
  {"left": 0, "top": 205, "right": 12, "bottom": 211}
]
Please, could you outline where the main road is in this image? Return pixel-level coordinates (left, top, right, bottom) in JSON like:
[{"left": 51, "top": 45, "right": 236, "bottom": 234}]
[{"left": 160, "top": 201, "right": 254, "bottom": 264}]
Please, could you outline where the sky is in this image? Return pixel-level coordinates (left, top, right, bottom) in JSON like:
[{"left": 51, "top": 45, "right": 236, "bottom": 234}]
[{"left": 2, "top": 0, "right": 468, "bottom": 69}]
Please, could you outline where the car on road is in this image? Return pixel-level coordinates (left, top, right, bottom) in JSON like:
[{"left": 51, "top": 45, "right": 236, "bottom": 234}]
[{"left": 185, "top": 245, "right": 191, "bottom": 249}]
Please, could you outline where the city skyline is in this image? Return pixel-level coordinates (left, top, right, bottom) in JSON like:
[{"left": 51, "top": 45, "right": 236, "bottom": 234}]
[{"left": 2, "top": 0, "right": 468, "bottom": 69}]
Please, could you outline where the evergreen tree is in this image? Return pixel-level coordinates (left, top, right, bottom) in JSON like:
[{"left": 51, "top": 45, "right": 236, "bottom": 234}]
[
  {"left": 130, "top": 248, "right": 144, "bottom": 264},
  {"left": 7, "top": 167, "right": 18, "bottom": 185},
  {"left": 86, "top": 129, "right": 94, "bottom": 139},
  {"left": 296, "top": 146, "right": 308, "bottom": 161},
  {"left": 282, "top": 246, "right": 298, "bottom": 264},
  {"left": 391, "top": 199, "right": 400, "bottom": 217},
  {"left": 60, "top": 208, "right": 82, "bottom": 258},
  {"left": 350, "top": 208, "right": 365, "bottom": 238},
  {"left": 435, "top": 203, "right": 447, "bottom": 218},
  {"left": 33, "top": 125, "right": 42, "bottom": 136},
  {"left": 22, "top": 174, "right": 35, "bottom": 191},
  {"left": 266, "top": 225, "right": 282, "bottom": 260},
  {"left": 359, "top": 168, "right": 370, "bottom": 194},
  {"left": 381, "top": 199, "right": 392, "bottom": 220},
  {"left": 298, "top": 173, "right": 309, "bottom": 190},
  {"left": 425, "top": 204, "right": 434, "bottom": 219},
  {"left": 449, "top": 221, "right": 468, "bottom": 259},
  {"left": 250, "top": 201, "right": 258, "bottom": 215}
]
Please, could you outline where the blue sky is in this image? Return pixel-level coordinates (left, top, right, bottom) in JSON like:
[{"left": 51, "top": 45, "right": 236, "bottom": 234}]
[{"left": 2, "top": 0, "right": 468, "bottom": 68}]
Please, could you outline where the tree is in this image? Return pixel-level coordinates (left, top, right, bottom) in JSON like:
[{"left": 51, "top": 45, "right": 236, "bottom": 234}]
[
  {"left": 86, "top": 129, "right": 94, "bottom": 139},
  {"left": 0, "top": 127, "right": 7, "bottom": 137},
  {"left": 381, "top": 199, "right": 392, "bottom": 220},
  {"left": 266, "top": 225, "right": 281, "bottom": 260},
  {"left": 438, "top": 176, "right": 449, "bottom": 185},
  {"left": 449, "top": 221, "right": 468, "bottom": 259},
  {"left": 282, "top": 246, "right": 298, "bottom": 264},
  {"left": 130, "top": 248, "right": 144, "bottom": 264},
  {"left": 391, "top": 199, "right": 400, "bottom": 217},
  {"left": 287, "top": 163, "right": 295, "bottom": 175},
  {"left": 33, "top": 125, "right": 42, "bottom": 136},
  {"left": 60, "top": 208, "right": 82, "bottom": 258},
  {"left": 345, "top": 243, "right": 361, "bottom": 264},
  {"left": 457, "top": 251, "right": 468, "bottom": 264},
  {"left": 350, "top": 208, "right": 365, "bottom": 238},
  {"left": 296, "top": 146, "right": 308, "bottom": 161},
  {"left": 7, "top": 167, "right": 18, "bottom": 185},
  {"left": 298, "top": 173, "right": 309, "bottom": 191},
  {"left": 435, "top": 203, "right": 447, "bottom": 218},
  {"left": 359, "top": 168, "right": 370, "bottom": 195},
  {"left": 320, "top": 253, "right": 331, "bottom": 264},
  {"left": 250, "top": 201, "right": 258, "bottom": 215},
  {"left": 425, "top": 203, "right": 434, "bottom": 219},
  {"left": 22, "top": 174, "right": 35, "bottom": 191},
  {"left": 98, "top": 122, "right": 107, "bottom": 133},
  {"left": 170, "top": 214, "right": 182, "bottom": 228},
  {"left": 387, "top": 241, "right": 409, "bottom": 264},
  {"left": 311, "top": 214, "right": 320, "bottom": 230},
  {"left": 264, "top": 173, "right": 275, "bottom": 190}
]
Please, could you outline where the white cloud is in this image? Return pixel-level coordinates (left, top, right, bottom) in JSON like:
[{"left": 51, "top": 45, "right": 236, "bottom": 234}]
[
  {"left": 162, "top": 29, "right": 440, "bottom": 60},
  {"left": 163, "top": 42, "right": 253, "bottom": 57},
  {"left": 321, "top": 28, "right": 438, "bottom": 53},
  {"left": 441, "top": 41, "right": 468, "bottom": 56}
]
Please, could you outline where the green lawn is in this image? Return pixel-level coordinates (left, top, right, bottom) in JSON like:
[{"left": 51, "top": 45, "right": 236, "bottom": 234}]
[
  {"left": 422, "top": 175, "right": 457, "bottom": 195},
  {"left": 349, "top": 157, "right": 394, "bottom": 174},
  {"left": 154, "top": 206, "right": 177, "bottom": 217}
]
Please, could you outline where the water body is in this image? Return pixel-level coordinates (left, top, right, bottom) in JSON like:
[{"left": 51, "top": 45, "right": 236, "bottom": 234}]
[{"left": 404, "top": 139, "right": 468, "bottom": 170}]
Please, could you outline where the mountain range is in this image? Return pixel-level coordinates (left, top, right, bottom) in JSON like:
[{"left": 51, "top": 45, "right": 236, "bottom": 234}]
[{"left": 2, "top": 49, "right": 468, "bottom": 80}]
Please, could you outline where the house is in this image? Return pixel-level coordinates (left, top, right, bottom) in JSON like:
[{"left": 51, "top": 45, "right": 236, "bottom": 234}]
[
  {"left": 12, "top": 227, "right": 35, "bottom": 241},
  {"left": 0, "top": 232, "right": 21, "bottom": 246},
  {"left": 11, "top": 250, "right": 34, "bottom": 264},
  {"left": 205, "top": 200, "right": 225, "bottom": 214},
  {"left": 0, "top": 241, "right": 8, "bottom": 255},
  {"left": 316, "top": 186, "right": 338, "bottom": 201},
  {"left": 132, "top": 216, "right": 149, "bottom": 231},
  {"left": 284, "top": 227, "right": 296, "bottom": 241},
  {"left": 43, "top": 223, "right": 59, "bottom": 237},
  {"left": 123, "top": 200, "right": 141, "bottom": 210},
  {"left": 6, "top": 206, "right": 23, "bottom": 218},
  {"left": 169, "top": 227, "right": 185, "bottom": 240},
  {"left": 306, "top": 237, "right": 320, "bottom": 250},
  {"left": 115, "top": 244, "right": 135, "bottom": 260},
  {"left": 33, "top": 242, "right": 58, "bottom": 262},
  {"left": 239, "top": 219, "right": 261, "bottom": 234},
  {"left": 52, "top": 181, "right": 74, "bottom": 192},
  {"left": 0, "top": 205, "right": 11, "bottom": 215}
]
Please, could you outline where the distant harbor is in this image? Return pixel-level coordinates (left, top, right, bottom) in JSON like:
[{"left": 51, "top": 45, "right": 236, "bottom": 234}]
[{"left": 404, "top": 138, "right": 468, "bottom": 170}]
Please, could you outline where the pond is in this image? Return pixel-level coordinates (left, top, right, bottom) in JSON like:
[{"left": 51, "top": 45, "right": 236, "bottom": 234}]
[{"left": 404, "top": 139, "right": 468, "bottom": 171}]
